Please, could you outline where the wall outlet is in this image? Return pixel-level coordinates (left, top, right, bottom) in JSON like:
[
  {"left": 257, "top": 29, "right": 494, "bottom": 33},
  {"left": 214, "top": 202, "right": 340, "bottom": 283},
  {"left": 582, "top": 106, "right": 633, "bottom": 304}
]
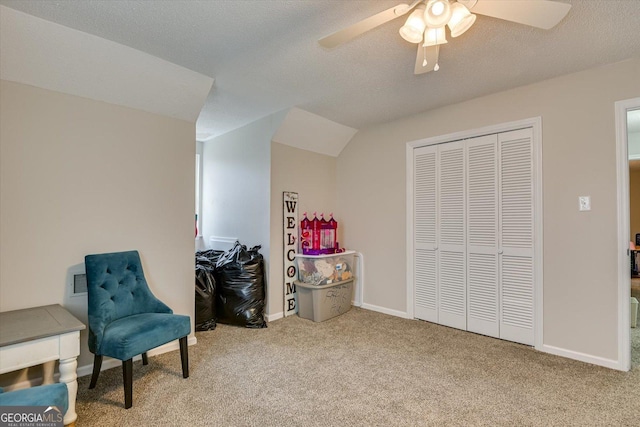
[{"left": 579, "top": 196, "right": 591, "bottom": 211}]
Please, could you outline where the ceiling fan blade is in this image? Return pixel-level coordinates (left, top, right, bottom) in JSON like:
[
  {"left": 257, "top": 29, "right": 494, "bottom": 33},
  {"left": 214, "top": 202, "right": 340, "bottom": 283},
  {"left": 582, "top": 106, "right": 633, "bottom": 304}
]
[
  {"left": 415, "top": 45, "right": 438, "bottom": 75},
  {"left": 319, "top": 3, "right": 413, "bottom": 49},
  {"left": 460, "top": 0, "right": 571, "bottom": 30}
]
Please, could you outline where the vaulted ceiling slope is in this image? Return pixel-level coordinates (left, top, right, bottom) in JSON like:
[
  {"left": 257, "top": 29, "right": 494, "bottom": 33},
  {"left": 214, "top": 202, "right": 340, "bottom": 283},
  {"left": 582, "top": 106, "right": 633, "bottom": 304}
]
[
  {"left": 0, "top": 6, "right": 213, "bottom": 123},
  {"left": 1, "top": 1, "right": 639, "bottom": 142}
]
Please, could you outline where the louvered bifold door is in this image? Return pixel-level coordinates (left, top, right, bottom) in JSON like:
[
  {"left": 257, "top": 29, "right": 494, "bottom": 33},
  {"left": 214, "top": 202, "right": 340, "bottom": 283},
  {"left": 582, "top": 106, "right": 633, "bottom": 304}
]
[
  {"left": 498, "top": 128, "right": 535, "bottom": 345},
  {"left": 437, "top": 141, "right": 466, "bottom": 330},
  {"left": 414, "top": 145, "right": 438, "bottom": 322},
  {"left": 466, "top": 135, "right": 499, "bottom": 338}
]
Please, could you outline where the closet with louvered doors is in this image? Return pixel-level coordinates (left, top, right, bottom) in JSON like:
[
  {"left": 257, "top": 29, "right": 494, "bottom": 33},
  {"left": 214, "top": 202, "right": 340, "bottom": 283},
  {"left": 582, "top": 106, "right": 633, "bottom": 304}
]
[{"left": 412, "top": 127, "right": 535, "bottom": 346}]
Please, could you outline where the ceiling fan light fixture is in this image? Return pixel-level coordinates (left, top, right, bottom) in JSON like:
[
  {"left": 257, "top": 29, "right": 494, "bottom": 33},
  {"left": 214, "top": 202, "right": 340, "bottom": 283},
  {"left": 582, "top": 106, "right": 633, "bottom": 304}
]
[
  {"left": 447, "top": 3, "right": 476, "bottom": 37},
  {"left": 399, "top": 4, "right": 427, "bottom": 43},
  {"left": 422, "top": 26, "right": 448, "bottom": 47},
  {"left": 424, "top": 0, "right": 452, "bottom": 28}
]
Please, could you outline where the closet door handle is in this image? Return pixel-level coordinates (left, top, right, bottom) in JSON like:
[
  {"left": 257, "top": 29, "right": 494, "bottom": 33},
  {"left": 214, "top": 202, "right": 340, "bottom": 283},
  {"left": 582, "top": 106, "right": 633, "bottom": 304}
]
[{"left": 498, "top": 249, "right": 504, "bottom": 254}]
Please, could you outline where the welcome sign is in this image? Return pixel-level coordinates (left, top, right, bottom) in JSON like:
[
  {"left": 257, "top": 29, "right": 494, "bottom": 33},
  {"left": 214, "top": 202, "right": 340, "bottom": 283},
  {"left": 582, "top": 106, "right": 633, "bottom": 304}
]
[{"left": 283, "top": 192, "right": 298, "bottom": 316}]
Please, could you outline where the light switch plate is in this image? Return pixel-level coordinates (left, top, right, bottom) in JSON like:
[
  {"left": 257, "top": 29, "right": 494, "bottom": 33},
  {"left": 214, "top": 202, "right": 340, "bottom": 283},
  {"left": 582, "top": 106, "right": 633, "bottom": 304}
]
[{"left": 579, "top": 196, "right": 591, "bottom": 211}]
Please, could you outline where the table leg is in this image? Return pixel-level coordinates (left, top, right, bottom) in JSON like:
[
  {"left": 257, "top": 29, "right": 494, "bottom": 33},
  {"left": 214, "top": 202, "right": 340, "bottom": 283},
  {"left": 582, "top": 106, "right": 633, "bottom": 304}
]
[
  {"left": 41, "top": 360, "right": 56, "bottom": 385},
  {"left": 10, "top": 368, "right": 29, "bottom": 389},
  {"left": 59, "top": 357, "right": 78, "bottom": 426}
]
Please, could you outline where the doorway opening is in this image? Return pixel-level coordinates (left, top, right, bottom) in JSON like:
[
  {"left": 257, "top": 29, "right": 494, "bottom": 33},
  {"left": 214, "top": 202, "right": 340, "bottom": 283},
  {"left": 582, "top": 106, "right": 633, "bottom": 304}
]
[
  {"left": 615, "top": 97, "right": 640, "bottom": 371},
  {"left": 628, "top": 110, "right": 640, "bottom": 368}
]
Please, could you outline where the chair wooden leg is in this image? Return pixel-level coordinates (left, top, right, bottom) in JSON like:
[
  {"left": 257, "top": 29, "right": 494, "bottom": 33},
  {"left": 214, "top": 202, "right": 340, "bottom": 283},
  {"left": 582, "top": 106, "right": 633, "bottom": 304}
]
[
  {"left": 142, "top": 352, "right": 148, "bottom": 365},
  {"left": 89, "top": 355, "right": 102, "bottom": 389},
  {"left": 122, "top": 359, "right": 133, "bottom": 409},
  {"left": 179, "top": 336, "right": 189, "bottom": 379}
]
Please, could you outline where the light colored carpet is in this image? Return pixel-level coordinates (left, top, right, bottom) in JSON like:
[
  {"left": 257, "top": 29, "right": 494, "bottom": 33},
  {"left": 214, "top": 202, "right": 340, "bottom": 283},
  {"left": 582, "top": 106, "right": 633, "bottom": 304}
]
[{"left": 76, "top": 308, "right": 640, "bottom": 426}]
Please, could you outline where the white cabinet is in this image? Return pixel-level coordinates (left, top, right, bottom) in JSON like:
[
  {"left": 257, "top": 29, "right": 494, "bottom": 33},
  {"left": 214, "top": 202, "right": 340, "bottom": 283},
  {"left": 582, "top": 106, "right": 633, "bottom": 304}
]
[{"left": 412, "top": 128, "right": 536, "bottom": 346}]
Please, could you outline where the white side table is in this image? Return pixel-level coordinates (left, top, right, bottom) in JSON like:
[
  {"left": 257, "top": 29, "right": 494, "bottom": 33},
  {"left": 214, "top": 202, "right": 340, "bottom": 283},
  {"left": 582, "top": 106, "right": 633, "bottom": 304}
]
[{"left": 0, "top": 304, "right": 85, "bottom": 426}]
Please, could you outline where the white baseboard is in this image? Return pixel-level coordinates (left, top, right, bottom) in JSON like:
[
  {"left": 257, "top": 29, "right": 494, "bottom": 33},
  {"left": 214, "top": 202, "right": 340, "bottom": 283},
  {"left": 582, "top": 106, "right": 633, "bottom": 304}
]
[
  {"left": 77, "top": 359, "right": 117, "bottom": 378},
  {"left": 352, "top": 300, "right": 362, "bottom": 307},
  {"left": 356, "top": 305, "right": 625, "bottom": 370},
  {"left": 265, "top": 312, "right": 284, "bottom": 322},
  {"left": 359, "top": 305, "right": 625, "bottom": 371},
  {"left": 76, "top": 336, "right": 198, "bottom": 378},
  {"left": 361, "top": 303, "right": 409, "bottom": 319},
  {"left": 539, "top": 344, "right": 624, "bottom": 371}
]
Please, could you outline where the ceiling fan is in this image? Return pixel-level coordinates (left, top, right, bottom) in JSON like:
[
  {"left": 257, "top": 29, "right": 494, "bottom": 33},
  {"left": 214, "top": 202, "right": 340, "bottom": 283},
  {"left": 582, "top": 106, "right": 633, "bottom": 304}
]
[{"left": 318, "top": 0, "right": 571, "bottom": 75}]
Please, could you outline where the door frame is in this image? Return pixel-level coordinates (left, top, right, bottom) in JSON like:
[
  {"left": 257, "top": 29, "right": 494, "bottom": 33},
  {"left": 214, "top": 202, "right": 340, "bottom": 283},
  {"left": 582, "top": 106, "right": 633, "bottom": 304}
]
[
  {"left": 406, "top": 116, "right": 543, "bottom": 349},
  {"left": 615, "top": 97, "right": 640, "bottom": 372}
]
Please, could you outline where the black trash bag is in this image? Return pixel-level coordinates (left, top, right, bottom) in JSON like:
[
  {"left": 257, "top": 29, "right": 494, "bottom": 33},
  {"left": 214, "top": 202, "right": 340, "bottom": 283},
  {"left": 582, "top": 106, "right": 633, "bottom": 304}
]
[
  {"left": 198, "top": 249, "right": 224, "bottom": 264},
  {"left": 194, "top": 250, "right": 223, "bottom": 331},
  {"left": 214, "top": 242, "right": 267, "bottom": 328},
  {"left": 195, "top": 263, "right": 216, "bottom": 331}
]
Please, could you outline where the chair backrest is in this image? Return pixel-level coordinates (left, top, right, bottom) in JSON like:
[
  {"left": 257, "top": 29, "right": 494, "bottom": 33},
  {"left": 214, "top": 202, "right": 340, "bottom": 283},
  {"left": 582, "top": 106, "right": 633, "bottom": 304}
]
[{"left": 85, "top": 250, "right": 171, "bottom": 353}]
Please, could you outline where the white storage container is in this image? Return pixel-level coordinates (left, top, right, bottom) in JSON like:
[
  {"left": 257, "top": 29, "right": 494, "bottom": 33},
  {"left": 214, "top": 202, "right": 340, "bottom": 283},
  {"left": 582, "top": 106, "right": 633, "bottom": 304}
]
[
  {"left": 295, "top": 250, "right": 355, "bottom": 286},
  {"left": 295, "top": 279, "right": 354, "bottom": 322}
]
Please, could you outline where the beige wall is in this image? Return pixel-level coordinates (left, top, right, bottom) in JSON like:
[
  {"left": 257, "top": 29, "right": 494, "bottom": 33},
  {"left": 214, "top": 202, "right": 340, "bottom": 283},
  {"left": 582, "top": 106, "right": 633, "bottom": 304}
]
[
  {"left": 337, "top": 58, "right": 640, "bottom": 362},
  {"left": 0, "top": 80, "right": 196, "bottom": 369},
  {"left": 201, "top": 112, "right": 286, "bottom": 324},
  {"left": 631, "top": 168, "right": 640, "bottom": 243},
  {"left": 201, "top": 112, "right": 285, "bottom": 267},
  {"left": 269, "top": 142, "right": 337, "bottom": 317}
]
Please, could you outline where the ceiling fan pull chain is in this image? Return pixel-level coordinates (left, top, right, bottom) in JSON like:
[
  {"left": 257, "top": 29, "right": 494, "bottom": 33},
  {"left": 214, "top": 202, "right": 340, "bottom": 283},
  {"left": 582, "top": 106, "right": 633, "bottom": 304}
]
[
  {"left": 422, "top": 45, "right": 428, "bottom": 67},
  {"left": 434, "top": 45, "right": 440, "bottom": 71}
]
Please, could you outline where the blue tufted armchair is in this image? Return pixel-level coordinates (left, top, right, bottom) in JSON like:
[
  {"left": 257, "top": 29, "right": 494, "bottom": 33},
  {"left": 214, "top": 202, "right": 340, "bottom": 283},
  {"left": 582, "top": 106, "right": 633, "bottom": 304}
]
[{"left": 85, "top": 250, "right": 191, "bottom": 409}]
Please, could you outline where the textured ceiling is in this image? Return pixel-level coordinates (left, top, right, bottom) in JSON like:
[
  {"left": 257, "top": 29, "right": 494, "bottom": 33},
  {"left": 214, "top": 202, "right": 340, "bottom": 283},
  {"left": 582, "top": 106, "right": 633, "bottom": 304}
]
[{"left": 2, "top": 0, "right": 640, "bottom": 139}]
